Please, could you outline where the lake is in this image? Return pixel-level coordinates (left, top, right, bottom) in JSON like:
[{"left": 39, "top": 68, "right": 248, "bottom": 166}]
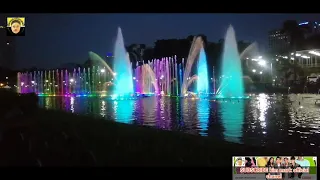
[{"left": 38, "top": 93, "right": 320, "bottom": 154}]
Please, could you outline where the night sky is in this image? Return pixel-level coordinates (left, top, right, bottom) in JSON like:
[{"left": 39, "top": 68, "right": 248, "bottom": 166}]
[{"left": 14, "top": 13, "right": 319, "bottom": 69}]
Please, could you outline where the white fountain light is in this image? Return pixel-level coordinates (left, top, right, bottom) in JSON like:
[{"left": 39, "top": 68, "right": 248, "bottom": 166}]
[
  {"left": 31, "top": 81, "right": 35, "bottom": 84},
  {"left": 258, "top": 60, "right": 266, "bottom": 66},
  {"left": 252, "top": 69, "right": 256, "bottom": 73},
  {"left": 133, "top": 77, "right": 136, "bottom": 80},
  {"left": 100, "top": 69, "right": 105, "bottom": 73},
  {"left": 70, "top": 78, "right": 74, "bottom": 82},
  {"left": 296, "top": 53, "right": 301, "bottom": 56},
  {"left": 113, "top": 72, "right": 117, "bottom": 76},
  {"left": 301, "top": 55, "right": 310, "bottom": 59},
  {"left": 260, "top": 71, "right": 263, "bottom": 74}
]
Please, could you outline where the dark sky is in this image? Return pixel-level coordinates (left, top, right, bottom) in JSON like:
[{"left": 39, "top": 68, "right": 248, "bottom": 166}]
[{"left": 15, "top": 13, "right": 319, "bottom": 69}]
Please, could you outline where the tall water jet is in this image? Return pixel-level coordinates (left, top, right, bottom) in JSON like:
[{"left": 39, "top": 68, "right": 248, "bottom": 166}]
[
  {"left": 218, "top": 25, "right": 244, "bottom": 98},
  {"left": 113, "top": 27, "right": 134, "bottom": 96},
  {"left": 196, "top": 47, "right": 209, "bottom": 94},
  {"left": 181, "top": 36, "right": 203, "bottom": 96}
]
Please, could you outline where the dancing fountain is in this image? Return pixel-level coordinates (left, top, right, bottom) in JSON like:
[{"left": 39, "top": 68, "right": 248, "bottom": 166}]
[
  {"left": 196, "top": 47, "right": 209, "bottom": 96},
  {"left": 112, "top": 27, "right": 134, "bottom": 98},
  {"left": 181, "top": 36, "right": 204, "bottom": 97},
  {"left": 17, "top": 26, "right": 253, "bottom": 100},
  {"left": 215, "top": 25, "right": 246, "bottom": 98}
]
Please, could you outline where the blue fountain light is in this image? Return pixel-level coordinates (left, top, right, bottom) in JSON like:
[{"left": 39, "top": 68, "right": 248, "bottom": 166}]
[
  {"left": 113, "top": 27, "right": 134, "bottom": 97},
  {"left": 197, "top": 47, "right": 209, "bottom": 95}
]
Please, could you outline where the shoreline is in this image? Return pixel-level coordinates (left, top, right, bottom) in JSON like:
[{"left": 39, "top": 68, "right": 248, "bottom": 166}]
[{"left": 2, "top": 107, "right": 289, "bottom": 166}]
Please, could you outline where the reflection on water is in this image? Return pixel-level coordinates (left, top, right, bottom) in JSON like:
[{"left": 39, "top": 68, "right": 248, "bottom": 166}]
[
  {"left": 38, "top": 94, "right": 320, "bottom": 153},
  {"left": 197, "top": 99, "right": 209, "bottom": 136},
  {"left": 113, "top": 100, "right": 134, "bottom": 124},
  {"left": 220, "top": 99, "right": 244, "bottom": 144}
]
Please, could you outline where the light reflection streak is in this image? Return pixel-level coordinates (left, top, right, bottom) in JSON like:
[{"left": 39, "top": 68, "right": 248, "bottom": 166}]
[
  {"left": 196, "top": 99, "right": 209, "bottom": 136},
  {"left": 70, "top": 97, "right": 74, "bottom": 113},
  {"left": 100, "top": 100, "right": 106, "bottom": 117},
  {"left": 257, "top": 93, "right": 268, "bottom": 129},
  {"left": 113, "top": 100, "right": 134, "bottom": 124}
]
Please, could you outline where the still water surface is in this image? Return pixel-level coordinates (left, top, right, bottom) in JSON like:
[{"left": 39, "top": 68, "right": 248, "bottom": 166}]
[{"left": 39, "top": 93, "right": 320, "bottom": 153}]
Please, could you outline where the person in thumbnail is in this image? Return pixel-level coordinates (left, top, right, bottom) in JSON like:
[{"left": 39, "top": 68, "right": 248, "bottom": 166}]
[
  {"left": 10, "top": 19, "right": 22, "bottom": 34},
  {"left": 235, "top": 157, "right": 243, "bottom": 167},
  {"left": 245, "top": 157, "right": 254, "bottom": 167},
  {"left": 295, "top": 156, "right": 310, "bottom": 168},
  {"left": 275, "top": 157, "right": 282, "bottom": 168},
  {"left": 289, "top": 156, "right": 302, "bottom": 179},
  {"left": 257, "top": 156, "right": 268, "bottom": 167},
  {"left": 281, "top": 157, "right": 290, "bottom": 180},
  {"left": 282, "top": 157, "right": 290, "bottom": 168},
  {"left": 234, "top": 157, "right": 244, "bottom": 174},
  {"left": 266, "top": 157, "right": 274, "bottom": 168},
  {"left": 274, "top": 157, "right": 284, "bottom": 179}
]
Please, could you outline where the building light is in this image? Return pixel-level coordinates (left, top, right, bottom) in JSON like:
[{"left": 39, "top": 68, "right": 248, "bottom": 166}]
[
  {"left": 309, "top": 51, "right": 320, "bottom": 56},
  {"left": 299, "top": 22, "right": 309, "bottom": 25}
]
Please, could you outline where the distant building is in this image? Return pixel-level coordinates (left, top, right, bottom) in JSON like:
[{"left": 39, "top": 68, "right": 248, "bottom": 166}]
[
  {"left": 298, "top": 21, "right": 320, "bottom": 38},
  {"left": 269, "top": 21, "right": 320, "bottom": 55},
  {"left": 268, "top": 29, "right": 291, "bottom": 55},
  {"left": 295, "top": 49, "right": 320, "bottom": 69}
]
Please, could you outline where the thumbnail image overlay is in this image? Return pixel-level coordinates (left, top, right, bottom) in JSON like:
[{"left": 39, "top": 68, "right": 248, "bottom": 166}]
[{"left": 233, "top": 156, "right": 317, "bottom": 180}]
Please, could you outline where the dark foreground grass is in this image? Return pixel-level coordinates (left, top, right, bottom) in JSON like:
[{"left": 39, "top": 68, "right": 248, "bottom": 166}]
[
  {"left": 0, "top": 90, "right": 289, "bottom": 166},
  {"left": 27, "top": 109, "right": 288, "bottom": 166}
]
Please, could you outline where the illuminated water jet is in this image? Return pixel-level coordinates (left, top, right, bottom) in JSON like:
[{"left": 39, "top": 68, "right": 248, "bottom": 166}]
[
  {"left": 196, "top": 47, "right": 209, "bottom": 95},
  {"left": 218, "top": 25, "right": 244, "bottom": 98},
  {"left": 113, "top": 27, "right": 134, "bottom": 97}
]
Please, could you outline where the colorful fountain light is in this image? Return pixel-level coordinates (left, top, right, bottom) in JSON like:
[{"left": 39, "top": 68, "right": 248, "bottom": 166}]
[
  {"left": 17, "top": 65, "right": 115, "bottom": 97},
  {"left": 17, "top": 26, "right": 254, "bottom": 99},
  {"left": 17, "top": 54, "right": 207, "bottom": 98}
]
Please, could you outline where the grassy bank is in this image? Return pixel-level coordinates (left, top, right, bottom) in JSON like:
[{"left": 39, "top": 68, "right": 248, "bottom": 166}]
[{"left": 0, "top": 90, "right": 287, "bottom": 166}]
